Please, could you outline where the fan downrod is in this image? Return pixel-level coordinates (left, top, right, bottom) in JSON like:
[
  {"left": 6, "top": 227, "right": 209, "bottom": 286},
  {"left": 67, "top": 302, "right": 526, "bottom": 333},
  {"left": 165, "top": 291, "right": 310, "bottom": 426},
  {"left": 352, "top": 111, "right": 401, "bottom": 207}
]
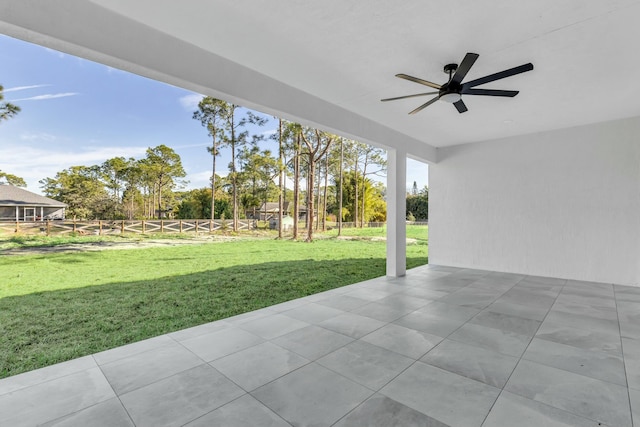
[{"left": 443, "top": 63, "right": 458, "bottom": 75}]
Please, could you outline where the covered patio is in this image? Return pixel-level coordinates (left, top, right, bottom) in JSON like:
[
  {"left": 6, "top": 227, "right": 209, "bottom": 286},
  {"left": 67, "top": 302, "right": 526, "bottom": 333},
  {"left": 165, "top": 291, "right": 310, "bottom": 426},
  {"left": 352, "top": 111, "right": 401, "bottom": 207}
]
[
  {"left": 1, "top": 1, "right": 639, "bottom": 426},
  {"left": 1, "top": 264, "right": 638, "bottom": 426}
]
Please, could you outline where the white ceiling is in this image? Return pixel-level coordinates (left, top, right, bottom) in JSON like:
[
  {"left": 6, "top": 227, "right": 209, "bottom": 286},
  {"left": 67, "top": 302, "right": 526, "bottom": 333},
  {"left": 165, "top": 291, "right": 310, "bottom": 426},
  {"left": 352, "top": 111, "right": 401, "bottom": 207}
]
[{"left": 2, "top": 0, "right": 640, "bottom": 162}]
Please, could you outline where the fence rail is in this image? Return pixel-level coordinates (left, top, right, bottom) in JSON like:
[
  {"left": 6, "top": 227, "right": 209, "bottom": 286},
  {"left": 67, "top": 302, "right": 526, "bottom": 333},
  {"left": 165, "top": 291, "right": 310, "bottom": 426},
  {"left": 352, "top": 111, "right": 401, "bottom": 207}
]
[
  {"left": 0, "top": 219, "right": 427, "bottom": 237},
  {"left": 1, "top": 219, "right": 257, "bottom": 236}
]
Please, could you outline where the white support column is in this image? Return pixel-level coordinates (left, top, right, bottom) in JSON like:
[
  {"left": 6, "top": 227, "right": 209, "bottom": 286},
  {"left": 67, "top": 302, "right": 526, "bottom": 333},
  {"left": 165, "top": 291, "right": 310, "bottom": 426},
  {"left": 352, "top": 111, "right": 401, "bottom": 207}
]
[{"left": 386, "top": 148, "right": 407, "bottom": 277}]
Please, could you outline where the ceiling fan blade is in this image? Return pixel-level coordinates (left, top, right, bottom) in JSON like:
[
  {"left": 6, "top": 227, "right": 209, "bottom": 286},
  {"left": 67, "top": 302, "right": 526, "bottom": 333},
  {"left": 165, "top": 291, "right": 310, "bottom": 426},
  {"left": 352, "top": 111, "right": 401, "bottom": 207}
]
[
  {"left": 453, "top": 100, "right": 468, "bottom": 113},
  {"left": 381, "top": 92, "right": 439, "bottom": 102},
  {"left": 462, "top": 63, "right": 534, "bottom": 89},
  {"left": 396, "top": 74, "right": 442, "bottom": 89},
  {"left": 461, "top": 88, "right": 519, "bottom": 97},
  {"left": 450, "top": 53, "right": 479, "bottom": 86},
  {"left": 409, "top": 96, "right": 440, "bottom": 115}
]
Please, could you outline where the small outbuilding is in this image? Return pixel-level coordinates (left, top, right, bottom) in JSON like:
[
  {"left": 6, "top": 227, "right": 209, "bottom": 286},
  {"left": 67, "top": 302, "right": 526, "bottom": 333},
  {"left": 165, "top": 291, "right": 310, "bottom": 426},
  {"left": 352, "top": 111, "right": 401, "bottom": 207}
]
[
  {"left": 0, "top": 184, "right": 67, "bottom": 221},
  {"left": 269, "top": 215, "right": 294, "bottom": 231},
  {"left": 247, "top": 202, "right": 290, "bottom": 221}
]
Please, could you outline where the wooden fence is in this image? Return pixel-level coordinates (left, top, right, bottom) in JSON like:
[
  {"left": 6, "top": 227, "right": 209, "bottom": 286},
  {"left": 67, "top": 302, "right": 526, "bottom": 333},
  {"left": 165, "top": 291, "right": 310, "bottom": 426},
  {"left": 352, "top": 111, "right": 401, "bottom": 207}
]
[
  {"left": 1, "top": 219, "right": 257, "bottom": 236},
  {"left": 1, "top": 219, "right": 427, "bottom": 237}
]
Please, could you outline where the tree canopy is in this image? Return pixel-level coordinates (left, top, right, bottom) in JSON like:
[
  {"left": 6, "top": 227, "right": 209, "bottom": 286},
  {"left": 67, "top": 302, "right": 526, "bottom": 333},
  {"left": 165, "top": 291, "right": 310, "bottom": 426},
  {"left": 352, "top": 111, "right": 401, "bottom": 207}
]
[
  {"left": 406, "top": 185, "right": 428, "bottom": 221},
  {"left": 0, "top": 84, "right": 20, "bottom": 123},
  {"left": 0, "top": 170, "right": 26, "bottom": 187},
  {"left": 27, "top": 95, "right": 419, "bottom": 230}
]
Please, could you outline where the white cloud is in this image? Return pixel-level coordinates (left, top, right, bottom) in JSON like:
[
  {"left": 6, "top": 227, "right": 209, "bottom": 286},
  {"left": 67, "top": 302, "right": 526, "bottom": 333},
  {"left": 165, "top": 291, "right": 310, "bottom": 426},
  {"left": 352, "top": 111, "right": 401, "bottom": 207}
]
[
  {"left": 186, "top": 171, "right": 213, "bottom": 189},
  {"left": 20, "top": 132, "right": 57, "bottom": 142},
  {"left": 0, "top": 145, "right": 148, "bottom": 192},
  {"left": 43, "top": 47, "right": 65, "bottom": 59},
  {"left": 106, "top": 66, "right": 125, "bottom": 75},
  {"left": 173, "top": 142, "right": 211, "bottom": 149},
  {"left": 11, "top": 92, "right": 79, "bottom": 102},
  {"left": 4, "top": 84, "right": 50, "bottom": 93},
  {"left": 184, "top": 169, "right": 231, "bottom": 191},
  {"left": 178, "top": 93, "right": 203, "bottom": 111}
]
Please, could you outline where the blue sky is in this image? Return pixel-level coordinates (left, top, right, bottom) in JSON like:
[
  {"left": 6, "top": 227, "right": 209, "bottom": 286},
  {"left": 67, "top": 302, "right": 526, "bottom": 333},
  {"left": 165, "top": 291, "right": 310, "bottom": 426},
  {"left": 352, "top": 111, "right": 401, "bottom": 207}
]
[{"left": 0, "top": 35, "right": 428, "bottom": 195}]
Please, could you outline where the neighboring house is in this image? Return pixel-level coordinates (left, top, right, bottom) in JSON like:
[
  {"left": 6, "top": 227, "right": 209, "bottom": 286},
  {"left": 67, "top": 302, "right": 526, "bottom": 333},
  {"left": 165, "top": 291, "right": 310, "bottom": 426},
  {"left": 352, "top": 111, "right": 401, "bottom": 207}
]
[
  {"left": 0, "top": 184, "right": 67, "bottom": 221},
  {"left": 246, "top": 202, "right": 290, "bottom": 221},
  {"left": 245, "top": 202, "right": 316, "bottom": 222}
]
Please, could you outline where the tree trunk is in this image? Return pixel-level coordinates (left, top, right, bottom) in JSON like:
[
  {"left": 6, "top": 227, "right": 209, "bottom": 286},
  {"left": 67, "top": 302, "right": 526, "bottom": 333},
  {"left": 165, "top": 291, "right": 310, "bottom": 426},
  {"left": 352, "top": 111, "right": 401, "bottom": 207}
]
[
  {"left": 322, "top": 152, "right": 328, "bottom": 232},
  {"left": 360, "top": 181, "right": 366, "bottom": 227},
  {"left": 231, "top": 107, "right": 238, "bottom": 232},
  {"left": 129, "top": 188, "right": 134, "bottom": 220},
  {"left": 354, "top": 158, "right": 359, "bottom": 228},
  {"left": 338, "top": 138, "right": 343, "bottom": 236},
  {"left": 292, "top": 134, "right": 300, "bottom": 240},
  {"left": 157, "top": 179, "right": 163, "bottom": 219},
  {"left": 361, "top": 156, "right": 368, "bottom": 228},
  {"left": 283, "top": 155, "right": 288, "bottom": 206},
  {"left": 152, "top": 186, "right": 157, "bottom": 218},
  {"left": 306, "top": 152, "right": 315, "bottom": 242},
  {"left": 211, "top": 139, "right": 217, "bottom": 220},
  {"left": 315, "top": 163, "right": 321, "bottom": 232},
  {"left": 277, "top": 118, "right": 284, "bottom": 238},
  {"left": 300, "top": 128, "right": 333, "bottom": 241}
]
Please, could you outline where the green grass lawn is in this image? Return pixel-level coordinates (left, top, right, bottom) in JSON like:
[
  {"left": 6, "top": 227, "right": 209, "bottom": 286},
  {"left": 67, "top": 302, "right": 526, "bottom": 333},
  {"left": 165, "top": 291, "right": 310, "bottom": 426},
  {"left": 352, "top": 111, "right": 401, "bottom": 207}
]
[{"left": 0, "top": 233, "right": 427, "bottom": 378}]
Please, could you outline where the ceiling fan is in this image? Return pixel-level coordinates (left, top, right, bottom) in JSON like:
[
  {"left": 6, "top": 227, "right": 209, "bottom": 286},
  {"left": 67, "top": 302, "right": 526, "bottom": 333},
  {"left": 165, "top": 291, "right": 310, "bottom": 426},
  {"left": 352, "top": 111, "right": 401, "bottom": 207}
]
[{"left": 381, "top": 53, "right": 533, "bottom": 114}]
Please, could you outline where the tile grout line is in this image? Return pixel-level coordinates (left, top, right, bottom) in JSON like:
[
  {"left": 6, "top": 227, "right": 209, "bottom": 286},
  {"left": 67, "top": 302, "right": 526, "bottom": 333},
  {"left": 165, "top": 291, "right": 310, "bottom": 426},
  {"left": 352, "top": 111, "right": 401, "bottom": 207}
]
[
  {"left": 178, "top": 391, "right": 293, "bottom": 427},
  {"left": 0, "top": 355, "right": 98, "bottom": 398},
  {"left": 523, "top": 285, "right": 628, "bottom": 389},
  {"left": 328, "top": 272, "right": 473, "bottom": 420},
  {"left": 167, "top": 328, "right": 289, "bottom": 403},
  {"left": 481, "top": 277, "right": 627, "bottom": 426},
  {"left": 174, "top": 281, "right": 396, "bottom": 424},
  {"left": 330, "top": 269, "right": 504, "bottom": 425},
  {"left": 0, "top": 358, "right": 122, "bottom": 425},
  {"left": 330, "top": 268, "right": 466, "bottom": 427},
  {"left": 613, "top": 283, "right": 635, "bottom": 427},
  {"left": 107, "top": 337, "right": 272, "bottom": 427},
  {"left": 92, "top": 354, "right": 138, "bottom": 427},
  {"left": 418, "top": 274, "right": 521, "bottom": 361},
  {"left": 98, "top": 336, "right": 209, "bottom": 397},
  {"left": 478, "top": 275, "right": 567, "bottom": 427},
  {"left": 246, "top": 359, "right": 370, "bottom": 427}
]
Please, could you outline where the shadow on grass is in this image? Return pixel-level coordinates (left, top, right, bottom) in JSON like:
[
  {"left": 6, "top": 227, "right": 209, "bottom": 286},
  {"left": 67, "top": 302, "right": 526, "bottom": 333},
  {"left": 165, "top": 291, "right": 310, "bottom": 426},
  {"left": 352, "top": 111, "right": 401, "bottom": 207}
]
[{"left": 0, "top": 256, "right": 427, "bottom": 379}]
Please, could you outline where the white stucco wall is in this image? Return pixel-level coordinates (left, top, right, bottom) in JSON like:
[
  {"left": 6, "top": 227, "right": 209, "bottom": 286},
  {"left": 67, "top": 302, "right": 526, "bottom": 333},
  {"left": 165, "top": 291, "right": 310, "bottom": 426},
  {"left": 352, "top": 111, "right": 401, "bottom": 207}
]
[{"left": 429, "top": 116, "right": 640, "bottom": 286}]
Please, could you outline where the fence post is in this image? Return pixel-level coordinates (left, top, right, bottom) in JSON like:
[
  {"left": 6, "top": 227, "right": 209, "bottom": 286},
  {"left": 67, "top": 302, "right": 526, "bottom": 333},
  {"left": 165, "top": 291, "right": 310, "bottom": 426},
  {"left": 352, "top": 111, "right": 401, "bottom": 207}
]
[
  {"left": 160, "top": 220, "right": 164, "bottom": 233},
  {"left": 142, "top": 220, "right": 146, "bottom": 234},
  {"left": 209, "top": 220, "right": 213, "bottom": 232},
  {"left": 15, "top": 221, "right": 19, "bottom": 233},
  {"left": 46, "top": 219, "right": 51, "bottom": 236},
  {"left": 195, "top": 220, "right": 199, "bottom": 233},
  {"left": 99, "top": 220, "right": 102, "bottom": 235},
  {"left": 121, "top": 220, "right": 125, "bottom": 234},
  {"left": 179, "top": 220, "right": 183, "bottom": 233},
  {"left": 73, "top": 218, "right": 76, "bottom": 233}
]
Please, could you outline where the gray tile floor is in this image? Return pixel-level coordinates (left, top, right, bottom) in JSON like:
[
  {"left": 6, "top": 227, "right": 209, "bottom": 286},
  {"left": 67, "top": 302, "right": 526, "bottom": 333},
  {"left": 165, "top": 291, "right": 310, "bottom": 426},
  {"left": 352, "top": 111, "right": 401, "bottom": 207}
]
[{"left": 1, "top": 264, "right": 639, "bottom": 426}]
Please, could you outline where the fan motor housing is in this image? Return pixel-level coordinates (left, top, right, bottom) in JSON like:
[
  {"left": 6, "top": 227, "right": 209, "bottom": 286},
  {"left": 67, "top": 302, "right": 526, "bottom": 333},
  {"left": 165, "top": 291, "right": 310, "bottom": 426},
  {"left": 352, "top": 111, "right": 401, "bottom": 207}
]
[{"left": 440, "top": 92, "right": 462, "bottom": 103}]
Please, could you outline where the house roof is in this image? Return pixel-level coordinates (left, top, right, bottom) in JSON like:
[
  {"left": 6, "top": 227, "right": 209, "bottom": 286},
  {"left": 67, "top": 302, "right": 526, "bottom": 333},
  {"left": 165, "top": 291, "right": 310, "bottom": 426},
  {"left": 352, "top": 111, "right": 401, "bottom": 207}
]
[
  {"left": 0, "top": 185, "right": 67, "bottom": 207},
  {"left": 259, "top": 202, "right": 290, "bottom": 212}
]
